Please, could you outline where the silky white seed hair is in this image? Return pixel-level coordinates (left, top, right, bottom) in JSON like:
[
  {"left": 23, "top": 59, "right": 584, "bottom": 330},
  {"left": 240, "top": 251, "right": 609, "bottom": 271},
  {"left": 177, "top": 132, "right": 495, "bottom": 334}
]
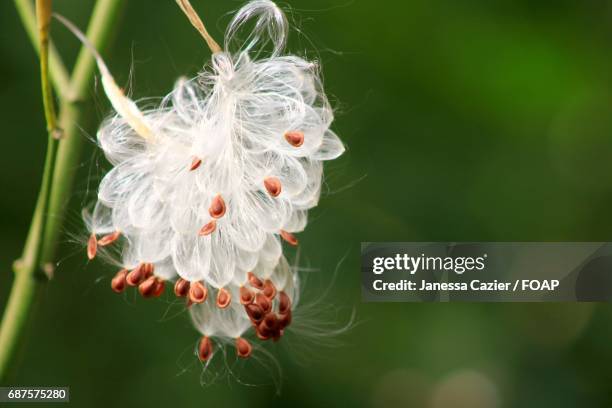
[{"left": 73, "top": 0, "right": 344, "bottom": 360}]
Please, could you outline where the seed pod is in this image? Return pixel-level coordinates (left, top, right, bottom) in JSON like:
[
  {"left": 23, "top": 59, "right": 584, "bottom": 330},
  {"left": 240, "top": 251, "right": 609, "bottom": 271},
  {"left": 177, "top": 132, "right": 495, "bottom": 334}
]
[{"left": 73, "top": 0, "right": 346, "bottom": 371}]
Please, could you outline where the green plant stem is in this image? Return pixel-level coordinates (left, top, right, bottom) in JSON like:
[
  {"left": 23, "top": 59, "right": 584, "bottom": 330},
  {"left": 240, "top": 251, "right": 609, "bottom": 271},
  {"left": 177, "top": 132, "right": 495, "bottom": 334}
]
[
  {"left": 14, "top": 0, "right": 69, "bottom": 97},
  {"left": 43, "top": 0, "right": 123, "bottom": 262},
  {"left": 35, "top": 0, "right": 60, "bottom": 282},
  {"left": 0, "top": 0, "right": 123, "bottom": 382}
]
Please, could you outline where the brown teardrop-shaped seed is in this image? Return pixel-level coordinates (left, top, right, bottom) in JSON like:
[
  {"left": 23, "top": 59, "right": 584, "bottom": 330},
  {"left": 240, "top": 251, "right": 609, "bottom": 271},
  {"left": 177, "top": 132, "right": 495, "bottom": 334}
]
[
  {"left": 126, "top": 264, "right": 145, "bottom": 286},
  {"left": 263, "top": 177, "right": 282, "bottom": 197},
  {"left": 239, "top": 286, "right": 254, "bottom": 305},
  {"left": 278, "top": 309, "right": 292, "bottom": 329},
  {"left": 262, "top": 279, "right": 277, "bottom": 300},
  {"left": 198, "top": 336, "right": 213, "bottom": 361},
  {"left": 98, "top": 230, "right": 121, "bottom": 246},
  {"left": 284, "top": 131, "right": 304, "bottom": 147},
  {"left": 111, "top": 269, "right": 128, "bottom": 293},
  {"left": 190, "top": 157, "right": 202, "bottom": 171},
  {"left": 208, "top": 194, "right": 226, "bottom": 219},
  {"left": 247, "top": 272, "right": 264, "bottom": 289},
  {"left": 257, "top": 318, "right": 275, "bottom": 340},
  {"left": 235, "top": 337, "right": 252, "bottom": 358},
  {"left": 216, "top": 288, "right": 231, "bottom": 309},
  {"left": 280, "top": 230, "right": 298, "bottom": 246},
  {"left": 87, "top": 233, "right": 97, "bottom": 260},
  {"left": 245, "top": 303, "right": 264, "bottom": 323},
  {"left": 142, "top": 263, "right": 154, "bottom": 278},
  {"left": 278, "top": 291, "right": 291, "bottom": 314},
  {"left": 189, "top": 281, "right": 208, "bottom": 304},
  {"left": 261, "top": 313, "right": 279, "bottom": 331},
  {"left": 255, "top": 293, "right": 272, "bottom": 314},
  {"left": 174, "top": 278, "right": 190, "bottom": 297},
  {"left": 153, "top": 279, "right": 165, "bottom": 297},
  {"left": 139, "top": 276, "right": 157, "bottom": 298},
  {"left": 255, "top": 328, "right": 271, "bottom": 341},
  {"left": 198, "top": 220, "right": 216, "bottom": 236}
]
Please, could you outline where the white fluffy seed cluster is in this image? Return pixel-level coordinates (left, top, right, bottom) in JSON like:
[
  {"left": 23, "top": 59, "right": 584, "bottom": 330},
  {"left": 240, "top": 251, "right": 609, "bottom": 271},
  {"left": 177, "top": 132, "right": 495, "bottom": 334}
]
[{"left": 83, "top": 0, "right": 344, "bottom": 359}]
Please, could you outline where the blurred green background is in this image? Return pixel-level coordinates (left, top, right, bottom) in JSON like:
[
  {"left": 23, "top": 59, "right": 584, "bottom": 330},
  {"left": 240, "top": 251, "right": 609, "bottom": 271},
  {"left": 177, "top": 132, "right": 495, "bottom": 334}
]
[{"left": 2, "top": 0, "right": 612, "bottom": 407}]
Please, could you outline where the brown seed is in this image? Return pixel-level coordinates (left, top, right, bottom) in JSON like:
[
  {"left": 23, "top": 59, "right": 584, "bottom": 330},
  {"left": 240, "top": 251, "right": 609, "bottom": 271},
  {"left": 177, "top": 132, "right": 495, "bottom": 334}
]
[
  {"left": 278, "top": 309, "right": 292, "bottom": 329},
  {"left": 153, "top": 279, "right": 165, "bottom": 297},
  {"left": 98, "top": 230, "right": 121, "bottom": 246},
  {"left": 139, "top": 276, "right": 157, "bottom": 298},
  {"left": 126, "top": 264, "right": 145, "bottom": 286},
  {"left": 87, "top": 233, "right": 97, "bottom": 260},
  {"left": 257, "top": 324, "right": 274, "bottom": 340},
  {"left": 216, "top": 288, "right": 231, "bottom": 309},
  {"left": 255, "top": 293, "right": 272, "bottom": 314},
  {"left": 198, "top": 220, "right": 216, "bottom": 236},
  {"left": 142, "top": 263, "right": 154, "bottom": 278},
  {"left": 198, "top": 336, "right": 213, "bottom": 361},
  {"left": 190, "top": 157, "right": 202, "bottom": 171},
  {"left": 111, "top": 269, "right": 128, "bottom": 293},
  {"left": 239, "top": 286, "right": 254, "bottom": 305},
  {"left": 255, "top": 328, "right": 270, "bottom": 341},
  {"left": 284, "top": 131, "right": 304, "bottom": 147},
  {"left": 208, "top": 194, "right": 226, "bottom": 219},
  {"left": 263, "top": 177, "right": 282, "bottom": 197},
  {"left": 247, "top": 272, "right": 264, "bottom": 289},
  {"left": 174, "top": 278, "right": 190, "bottom": 297},
  {"left": 189, "top": 281, "right": 208, "bottom": 304},
  {"left": 262, "top": 279, "right": 277, "bottom": 300},
  {"left": 280, "top": 230, "right": 298, "bottom": 246},
  {"left": 272, "top": 331, "right": 282, "bottom": 342},
  {"left": 278, "top": 291, "right": 291, "bottom": 314},
  {"left": 235, "top": 337, "right": 252, "bottom": 358},
  {"left": 261, "top": 313, "right": 279, "bottom": 332},
  {"left": 245, "top": 303, "right": 264, "bottom": 323}
]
